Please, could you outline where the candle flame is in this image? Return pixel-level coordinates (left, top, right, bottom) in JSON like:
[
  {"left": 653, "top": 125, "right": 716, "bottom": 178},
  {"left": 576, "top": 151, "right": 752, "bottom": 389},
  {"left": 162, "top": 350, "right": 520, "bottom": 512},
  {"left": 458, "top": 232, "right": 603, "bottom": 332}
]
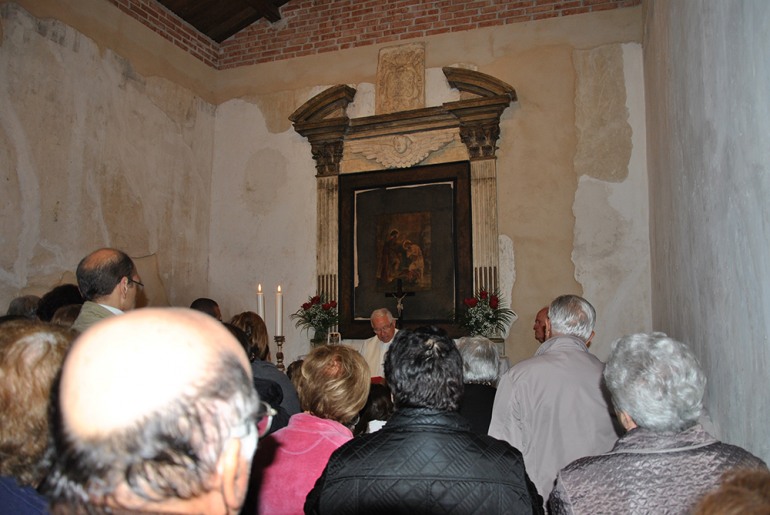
[
  {"left": 277, "top": 285, "right": 282, "bottom": 293},
  {"left": 257, "top": 283, "right": 262, "bottom": 293}
]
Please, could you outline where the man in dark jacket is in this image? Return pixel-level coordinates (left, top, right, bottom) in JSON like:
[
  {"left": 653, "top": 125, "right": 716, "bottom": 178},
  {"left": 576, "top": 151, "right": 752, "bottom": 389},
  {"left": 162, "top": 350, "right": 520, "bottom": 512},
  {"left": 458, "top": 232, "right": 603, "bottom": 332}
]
[{"left": 305, "top": 327, "right": 542, "bottom": 515}]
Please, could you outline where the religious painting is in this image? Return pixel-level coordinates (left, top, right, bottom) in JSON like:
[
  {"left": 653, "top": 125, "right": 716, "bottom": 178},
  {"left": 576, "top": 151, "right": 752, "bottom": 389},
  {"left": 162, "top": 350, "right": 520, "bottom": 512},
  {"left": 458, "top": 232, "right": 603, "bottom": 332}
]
[
  {"left": 339, "top": 161, "right": 472, "bottom": 339},
  {"left": 375, "top": 212, "right": 431, "bottom": 291}
]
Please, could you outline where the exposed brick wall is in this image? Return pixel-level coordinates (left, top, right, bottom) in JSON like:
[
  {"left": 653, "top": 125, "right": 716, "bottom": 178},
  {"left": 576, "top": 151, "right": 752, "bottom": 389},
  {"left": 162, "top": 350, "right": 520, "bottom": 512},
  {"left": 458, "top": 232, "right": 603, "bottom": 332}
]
[
  {"left": 110, "top": 0, "right": 640, "bottom": 70},
  {"left": 108, "top": 0, "right": 219, "bottom": 68}
]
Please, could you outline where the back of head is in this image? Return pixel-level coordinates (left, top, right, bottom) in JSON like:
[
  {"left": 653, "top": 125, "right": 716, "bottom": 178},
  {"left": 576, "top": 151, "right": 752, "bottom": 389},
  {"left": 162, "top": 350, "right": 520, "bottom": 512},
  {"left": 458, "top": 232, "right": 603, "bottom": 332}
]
[
  {"left": 0, "top": 320, "right": 74, "bottom": 487},
  {"left": 50, "top": 304, "right": 83, "bottom": 328},
  {"left": 76, "top": 248, "right": 135, "bottom": 301},
  {"left": 548, "top": 294, "right": 596, "bottom": 341},
  {"left": 456, "top": 336, "right": 500, "bottom": 384},
  {"left": 190, "top": 297, "right": 222, "bottom": 320},
  {"left": 37, "top": 284, "right": 84, "bottom": 322},
  {"left": 353, "top": 383, "right": 395, "bottom": 435},
  {"left": 693, "top": 468, "right": 770, "bottom": 515},
  {"left": 43, "top": 308, "right": 259, "bottom": 512},
  {"left": 224, "top": 323, "right": 252, "bottom": 353},
  {"left": 385, "top": 327, "right": 464, "bottom": 411},
  {"left": 230, "top": 311, "right": 270, "bottom": 362},
  {"left": 286, "top": 359, "right": 303, "bottom": 382},
  {"left": 296, "top": 345, "right": 370, "bottom": 426},
  {"left": 6, "top": 295, "right": 41, "bottom": 319},
  {"left": 604, "top": 332, "right": 705, "bottom": 432}
]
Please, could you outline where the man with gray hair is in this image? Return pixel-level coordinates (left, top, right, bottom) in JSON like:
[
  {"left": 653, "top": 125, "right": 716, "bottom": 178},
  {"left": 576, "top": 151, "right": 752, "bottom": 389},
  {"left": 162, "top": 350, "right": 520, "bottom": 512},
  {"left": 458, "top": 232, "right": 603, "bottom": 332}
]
[
  {"left": 489, "top": 294, "right": 619, "bottom": 502},
  {"left": 357, "top": 307, "right": 398, "bottom": 379}
]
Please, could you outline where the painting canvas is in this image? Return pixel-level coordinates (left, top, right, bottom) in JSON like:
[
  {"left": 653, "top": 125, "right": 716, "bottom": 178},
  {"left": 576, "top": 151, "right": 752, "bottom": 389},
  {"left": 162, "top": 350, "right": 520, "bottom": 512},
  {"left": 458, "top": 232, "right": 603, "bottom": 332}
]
[
  {"left": 375, "top": 212, "right": 431, "bottom": 291},
  {"left": 338, "top": 161, "right": 472, "bottom": 338},
  {"left": 354, "top": 182, "right": 455, "bottom": 321}
]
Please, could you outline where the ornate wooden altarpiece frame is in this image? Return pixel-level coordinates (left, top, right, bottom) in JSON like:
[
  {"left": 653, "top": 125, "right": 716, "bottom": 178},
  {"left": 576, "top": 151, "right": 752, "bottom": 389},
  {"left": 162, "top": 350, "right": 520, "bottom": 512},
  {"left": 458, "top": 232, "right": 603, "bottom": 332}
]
[{"left": 290, "top": 66, "right": 517, "bottom": 338}]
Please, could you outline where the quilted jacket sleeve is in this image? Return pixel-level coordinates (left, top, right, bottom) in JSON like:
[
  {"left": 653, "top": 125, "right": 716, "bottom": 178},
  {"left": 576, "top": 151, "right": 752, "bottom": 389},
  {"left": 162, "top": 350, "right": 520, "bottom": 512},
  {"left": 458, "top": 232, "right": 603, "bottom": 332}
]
[
  {"left": 548, "top": 474, "right": 574, "bottom": 515},
  {"left": 303, "top": 471, "right": 325, "bottom": 515}
]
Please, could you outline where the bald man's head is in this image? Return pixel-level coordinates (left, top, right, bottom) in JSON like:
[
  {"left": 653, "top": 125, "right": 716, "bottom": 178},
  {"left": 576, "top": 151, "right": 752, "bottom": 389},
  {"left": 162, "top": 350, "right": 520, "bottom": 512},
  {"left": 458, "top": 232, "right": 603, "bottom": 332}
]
[
  {"left": 44, "top": 308, "right": 259, "bottom": 514},
  {"left": 533, "top": 307, "right": 550, "bottom": 344},
  {"left": 76, "top": 248, "right": 137, "bottom": 300}
]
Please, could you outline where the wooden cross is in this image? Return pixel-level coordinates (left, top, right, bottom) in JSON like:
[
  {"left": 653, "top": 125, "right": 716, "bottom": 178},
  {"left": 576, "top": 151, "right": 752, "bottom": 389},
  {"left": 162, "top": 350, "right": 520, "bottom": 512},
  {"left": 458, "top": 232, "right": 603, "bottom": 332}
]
[{"left": 385, "top": 279, "right": 415, "bottom": 323}]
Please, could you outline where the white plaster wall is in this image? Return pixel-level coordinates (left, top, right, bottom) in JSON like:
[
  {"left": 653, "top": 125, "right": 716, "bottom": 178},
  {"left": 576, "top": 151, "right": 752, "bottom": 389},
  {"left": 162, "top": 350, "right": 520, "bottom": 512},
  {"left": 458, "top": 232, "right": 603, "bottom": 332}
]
[
  {"left": 0, "top": 4, "right": 214, "bottom": 308},
  {"left": 574, "top": 43, "right": 651, "bottom": 360},
  {"left": 645, "top": 0, "right": 770, "bottom": 462},
  {"left": 209, "top": 97, "right": 319, "bottom": 363}
]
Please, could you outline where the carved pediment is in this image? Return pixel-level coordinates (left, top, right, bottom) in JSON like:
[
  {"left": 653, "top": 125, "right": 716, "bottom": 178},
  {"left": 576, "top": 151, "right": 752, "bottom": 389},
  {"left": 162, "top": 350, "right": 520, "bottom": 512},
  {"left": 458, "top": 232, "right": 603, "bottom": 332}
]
[
  {"left": 289, "top": 67, "right": 517, "bottom": 174},
  {"left": 289, "top": 85, "right": 357, "bottom": 124},
  {"left": 442, "top": 67, "right": 517, "bottom": 100}
]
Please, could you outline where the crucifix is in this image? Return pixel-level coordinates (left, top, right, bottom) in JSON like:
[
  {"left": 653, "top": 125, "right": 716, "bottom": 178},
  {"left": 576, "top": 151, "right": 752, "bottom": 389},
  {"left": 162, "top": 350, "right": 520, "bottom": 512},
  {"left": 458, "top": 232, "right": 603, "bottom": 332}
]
[{"left": 385, "top": 279, "right": 414, "bottom": 325}]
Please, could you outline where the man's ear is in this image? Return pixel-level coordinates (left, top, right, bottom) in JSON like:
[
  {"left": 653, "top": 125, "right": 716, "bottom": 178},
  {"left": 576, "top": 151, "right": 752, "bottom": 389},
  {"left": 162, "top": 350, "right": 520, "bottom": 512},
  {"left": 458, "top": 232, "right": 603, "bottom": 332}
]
[
  {"left": 119, "top": 277, "right": 130, "bottom": 296},
  {"left": 617, "top": 410, "right": 638, "bottom": 431},
  {"left": 219, "top": 437, "right": 249, "bottom": 514},
  {"left": 544, "top": 316, "right": 552, "bottom": 339},
  {"left": 586, "top": 330, "right": 595, "bottom": 347}
]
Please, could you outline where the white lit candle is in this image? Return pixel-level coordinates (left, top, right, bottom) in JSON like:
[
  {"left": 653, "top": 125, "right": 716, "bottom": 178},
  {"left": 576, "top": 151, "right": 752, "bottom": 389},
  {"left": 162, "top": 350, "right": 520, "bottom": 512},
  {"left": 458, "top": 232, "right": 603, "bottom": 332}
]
[
  {"left": 275, "top": 285, "right": 283, "bottom": 337},
  {"left": 256, "top": 283, "right": 265, "bottom": 320}
]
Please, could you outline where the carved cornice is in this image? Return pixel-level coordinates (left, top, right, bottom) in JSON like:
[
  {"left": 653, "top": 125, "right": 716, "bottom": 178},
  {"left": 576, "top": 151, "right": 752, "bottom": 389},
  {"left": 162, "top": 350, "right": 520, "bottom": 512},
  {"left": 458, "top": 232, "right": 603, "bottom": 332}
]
[{"left": 290, "top": 86, "right": 357, "bottom": 177}]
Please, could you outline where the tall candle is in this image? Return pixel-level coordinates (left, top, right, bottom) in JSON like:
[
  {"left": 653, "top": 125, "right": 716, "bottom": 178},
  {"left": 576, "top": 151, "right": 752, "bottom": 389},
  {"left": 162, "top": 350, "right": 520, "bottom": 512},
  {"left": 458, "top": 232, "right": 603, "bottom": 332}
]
[
  {"left": 256, "top": 283, "right": 265, "bottom": 320},
  {"left": 275, "top": 285, "right": 283, "bottom": 337}
]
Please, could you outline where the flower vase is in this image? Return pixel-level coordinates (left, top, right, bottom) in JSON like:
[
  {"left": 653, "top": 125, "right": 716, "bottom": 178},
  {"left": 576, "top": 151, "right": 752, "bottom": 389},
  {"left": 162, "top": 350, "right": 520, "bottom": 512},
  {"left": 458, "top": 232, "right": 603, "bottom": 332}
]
[{"left": 310, "top": 329, "right": 328, "bottom": 347}]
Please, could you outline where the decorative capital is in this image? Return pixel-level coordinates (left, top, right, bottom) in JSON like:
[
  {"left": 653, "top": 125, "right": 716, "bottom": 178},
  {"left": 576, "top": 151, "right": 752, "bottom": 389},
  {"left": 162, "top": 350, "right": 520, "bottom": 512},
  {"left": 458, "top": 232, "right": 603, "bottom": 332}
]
[
  {"left": 311, "top": 141, "right": 344, "bottom": 176},
  {"left": 460, "top": 124, "right": 501, "bottom": 160}
]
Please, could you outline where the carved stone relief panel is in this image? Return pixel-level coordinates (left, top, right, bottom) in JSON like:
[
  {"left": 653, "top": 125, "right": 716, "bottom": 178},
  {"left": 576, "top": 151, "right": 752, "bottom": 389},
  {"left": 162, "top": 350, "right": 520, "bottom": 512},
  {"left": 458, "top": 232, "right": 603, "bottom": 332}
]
[
  {"left": 345, "top": 129, "right": 456, "bottom": 169},
  {"left": 376, "top": 43, "right": 425, "bottom": 115}
]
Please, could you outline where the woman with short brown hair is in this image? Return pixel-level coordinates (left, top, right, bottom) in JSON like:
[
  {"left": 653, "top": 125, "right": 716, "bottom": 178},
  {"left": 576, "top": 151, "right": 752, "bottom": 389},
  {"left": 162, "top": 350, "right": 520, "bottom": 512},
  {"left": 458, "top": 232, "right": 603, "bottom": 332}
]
[{"left": 251, "top": 345, "right": 370, "bottom": 515}]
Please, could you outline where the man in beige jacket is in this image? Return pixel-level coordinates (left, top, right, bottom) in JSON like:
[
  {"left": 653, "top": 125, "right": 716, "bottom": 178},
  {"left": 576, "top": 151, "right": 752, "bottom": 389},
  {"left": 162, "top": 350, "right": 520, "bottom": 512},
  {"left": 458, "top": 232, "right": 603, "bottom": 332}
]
[
  {"left": 71, "top": 248, "right": 142, "bottom": 333},
  {"left": 489, "top": 294, "right": 619, "bottom": 503}
]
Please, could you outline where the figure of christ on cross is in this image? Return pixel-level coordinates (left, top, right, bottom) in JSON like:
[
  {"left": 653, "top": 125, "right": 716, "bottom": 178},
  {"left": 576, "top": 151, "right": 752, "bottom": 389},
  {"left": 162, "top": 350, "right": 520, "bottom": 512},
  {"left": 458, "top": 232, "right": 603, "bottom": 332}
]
[{"left": 385, "top": 279, "right": 414, "bottom": 326}]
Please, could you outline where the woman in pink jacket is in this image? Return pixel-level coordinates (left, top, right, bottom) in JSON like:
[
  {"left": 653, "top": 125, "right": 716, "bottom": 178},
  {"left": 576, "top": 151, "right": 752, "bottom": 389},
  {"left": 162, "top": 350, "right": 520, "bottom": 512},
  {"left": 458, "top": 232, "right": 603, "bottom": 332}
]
[{"left": 250, "top": 344, "right": 370, "bottom": 515}]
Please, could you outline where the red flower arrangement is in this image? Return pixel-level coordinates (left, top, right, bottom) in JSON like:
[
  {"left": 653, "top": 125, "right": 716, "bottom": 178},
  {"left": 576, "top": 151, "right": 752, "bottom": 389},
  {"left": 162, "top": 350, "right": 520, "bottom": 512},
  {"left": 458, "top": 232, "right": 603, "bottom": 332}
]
[
  {"left": 457, "top": 289, "right": 514, "bottom": 337},
  {"left": 291, "top": 294, "right": 339, "bottom": 344}
]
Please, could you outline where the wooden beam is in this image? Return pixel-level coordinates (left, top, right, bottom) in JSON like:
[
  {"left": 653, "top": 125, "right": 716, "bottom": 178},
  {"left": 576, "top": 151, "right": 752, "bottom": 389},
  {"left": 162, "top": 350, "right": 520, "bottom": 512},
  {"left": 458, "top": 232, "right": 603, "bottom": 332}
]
[{"left": 243, "top": 0, "right": 281, "bottom": 22}]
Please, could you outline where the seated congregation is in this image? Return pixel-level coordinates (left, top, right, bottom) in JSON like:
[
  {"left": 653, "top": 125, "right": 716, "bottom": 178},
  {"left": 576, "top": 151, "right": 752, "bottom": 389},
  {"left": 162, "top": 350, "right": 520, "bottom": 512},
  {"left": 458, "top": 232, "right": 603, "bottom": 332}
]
[{"left": 1, "top": 247, "right": 767, "bottom": 514}]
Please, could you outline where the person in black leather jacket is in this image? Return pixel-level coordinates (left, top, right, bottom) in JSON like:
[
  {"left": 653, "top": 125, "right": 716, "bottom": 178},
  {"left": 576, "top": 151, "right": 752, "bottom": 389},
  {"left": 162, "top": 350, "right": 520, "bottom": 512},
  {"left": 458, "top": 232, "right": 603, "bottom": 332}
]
[{"left": 305, "top": 326, "right": 543, "bottom": 515}]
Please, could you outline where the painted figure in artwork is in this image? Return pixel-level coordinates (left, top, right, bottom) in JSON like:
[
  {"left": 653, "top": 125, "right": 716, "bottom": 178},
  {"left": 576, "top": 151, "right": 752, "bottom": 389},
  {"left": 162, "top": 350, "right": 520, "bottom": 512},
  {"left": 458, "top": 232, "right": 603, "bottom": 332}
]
[
  {"left": 377, "top": 229, "right": 403, "bottom": 284},
  {"left": 403, "top": 240, "right": 424, "bottom": 283},
  {"left": 375, "top": 212, "right": 432, "bottom": 291}
]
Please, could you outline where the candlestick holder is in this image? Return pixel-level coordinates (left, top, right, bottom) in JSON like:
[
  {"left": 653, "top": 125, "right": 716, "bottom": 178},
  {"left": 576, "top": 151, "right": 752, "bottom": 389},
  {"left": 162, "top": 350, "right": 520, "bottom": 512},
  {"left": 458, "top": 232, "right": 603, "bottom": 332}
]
[{"left": 274, "top": 335, "right": 286, "bottom": 372}]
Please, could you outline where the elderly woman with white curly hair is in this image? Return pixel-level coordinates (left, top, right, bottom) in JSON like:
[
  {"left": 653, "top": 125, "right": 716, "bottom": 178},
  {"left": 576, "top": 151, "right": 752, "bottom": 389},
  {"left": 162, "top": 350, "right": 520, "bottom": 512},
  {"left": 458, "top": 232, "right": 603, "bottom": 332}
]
[
  {"left": 457, "top": 335, "right": 500, "bottom": 435},
  {"left": 549, "top": 332, "right": 767, "bottom": 514}
]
